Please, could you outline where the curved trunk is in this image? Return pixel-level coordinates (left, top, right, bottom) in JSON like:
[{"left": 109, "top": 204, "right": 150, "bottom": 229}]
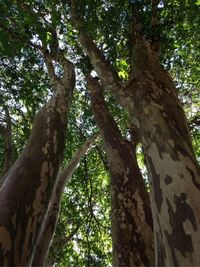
[
  {"left": 87, "top": 76, "right": 154, "bottom": 267},
  {"left": 0, "top": 61, "right": 75, "bottom": 266}
]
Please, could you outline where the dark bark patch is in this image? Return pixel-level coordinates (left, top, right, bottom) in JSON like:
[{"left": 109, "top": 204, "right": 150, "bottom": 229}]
[
  {"left": 165, "top": 193, "right": 197, "bottom": 265},
  {"left": 176, "top": 144, "right": 194, "bottom": 162},
  {"left": 186, "top": 166, "right": 200, "bottom": 191},
  {"left": 164, "top": 175, "right": 172, "bottom": 185},
  {"left": 156, "top": 232, "right": 166, "bottom": 266},
  {"left": 148, "top": 157, "right": 163, "bottom": 212},
  {"left": 178, "top": 173, "right": 184, "bottom": 179}
]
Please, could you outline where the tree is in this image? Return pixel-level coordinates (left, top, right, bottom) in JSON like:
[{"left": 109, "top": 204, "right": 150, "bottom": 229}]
[
  {"left": 0, "top": 22, "right": 75, "bottom": 264},
  {"left": 87, "top": 75, "right": 154, "bottom": 266},
  {"left": 0, "top": 0, "right": 200, "bottom": 266},
  {"left": 70, "top": 0, "right": 200, "bottom": 265}
]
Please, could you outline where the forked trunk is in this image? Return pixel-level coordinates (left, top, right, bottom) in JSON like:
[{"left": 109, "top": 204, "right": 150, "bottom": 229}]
[{"left": 67, "top": 6, "right": 200, "bottom": 263}]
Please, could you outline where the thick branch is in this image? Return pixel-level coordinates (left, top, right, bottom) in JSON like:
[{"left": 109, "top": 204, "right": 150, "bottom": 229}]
[
  {"left": 43, "top": 52, "right": 60, "bottom": 88},
  {"left": 70, "top": 0, "right": 122, "bottom": 96},
  {"left": 55, "top": 51, "right": 75, "bottom": 87},
  {"left": 130, "top": 2, "right": 144, "bottom": 44}
]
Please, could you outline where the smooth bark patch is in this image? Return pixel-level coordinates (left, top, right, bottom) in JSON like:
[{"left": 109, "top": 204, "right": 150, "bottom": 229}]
[{"left": 148, "top": 156, "right": 163, "bottom": 212}]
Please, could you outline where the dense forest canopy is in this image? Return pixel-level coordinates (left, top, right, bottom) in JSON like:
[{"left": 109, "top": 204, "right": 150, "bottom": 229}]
[{"left": 0, "top": 0, "right": 200, "bottom": 266}]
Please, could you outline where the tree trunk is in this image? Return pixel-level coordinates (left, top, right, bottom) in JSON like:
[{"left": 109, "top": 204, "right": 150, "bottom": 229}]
[
  {"left": 122, "top": 39, "right": 200, "bottom": 266},
  {"left": 32, "top": 137, "right": 95, "bottom": 266},
  {"left": 87, "top": 76, "right": 154, "bottom": 267},
  {"left": 0, "top": 57, "right": 75, "bottom": 266}
]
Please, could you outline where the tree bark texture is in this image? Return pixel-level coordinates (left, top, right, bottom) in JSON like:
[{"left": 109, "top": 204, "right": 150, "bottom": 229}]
[
  {"left": 125, "top": 39, "right": 200, "bottom": 266},
  {"left": 86, "top": 37, "right": 200, "bottom": 265},
  {"left": 73, "top": 14, "right": 200, "bottom": 265},
  {"left": 87, "top": 76, "right": 154, "bottom": 267},
  {"left": 32, "top": 137, "right": 95, "bottom": 266},
  {"left": 0, "top": 57, "right": 75, "bottom": 266}
]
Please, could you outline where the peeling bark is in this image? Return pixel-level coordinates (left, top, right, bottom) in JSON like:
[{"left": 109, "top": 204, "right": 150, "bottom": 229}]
[
  {"left": 32, "top": 137, "right": 96, "bottom": 266},
  {"left": 125, "top": 39, "right": 200, "bottom": 266},
  {"left": 87, "top": 76, "right": 154, "bottom": 267},
  {"left": 72, "top": 6, "right": 200, "bottom": 263},
  {"left": 0, "top": 54, "right": 75, "bottom": 266}
]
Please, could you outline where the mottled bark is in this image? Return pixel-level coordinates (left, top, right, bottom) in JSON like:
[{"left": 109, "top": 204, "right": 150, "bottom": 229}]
[
  {"left": 87, "top": 76, "right": 154, "bottom": 267},
  {"left": 70, "top": 0, "right": 122, "bottom": 97},
  {"left": 72, "top": 4, "right": 200, "bottom": 264},
  {"left": 0, "top": 54, "right": 75, "bottom": 266},
  {"left": 126, "top": 39, "right": 200, "bottom": 266},
  {"left": 32, "top": 137, "right": 95, "bottom": 266},
  {"left": 85, "top": 37, "right": 200, "bottom": 265}
]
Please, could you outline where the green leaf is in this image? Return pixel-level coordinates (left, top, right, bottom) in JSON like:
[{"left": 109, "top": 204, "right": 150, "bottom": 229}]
[{"left": 46, "top": 31, "right": 52, "bottom": 42}]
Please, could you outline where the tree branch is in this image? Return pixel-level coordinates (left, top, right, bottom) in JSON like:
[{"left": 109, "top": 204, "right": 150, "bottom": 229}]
[
  {"left": 95, "top": 145, "right": 109, "bottom": 171},
  {"left": 43, "top": 51, "right": 60, "bottom": 88},
  {"left": 151, "top": 0, "right": 160, "bottom": 56},
  {"left": 55, "top": 51, "right": 75, "bottom": 87},
  {"left": 0, "top": 21, "right": 42, "bottom": 51},
  {"left": 51, "top": 224, "right": 80, "bottom": 248},
  {"left": 32, "top": 135, "right": 97, "bottom": 266},
  {"left": 70, "top": 0, "right": 122, "bottom": 96}
]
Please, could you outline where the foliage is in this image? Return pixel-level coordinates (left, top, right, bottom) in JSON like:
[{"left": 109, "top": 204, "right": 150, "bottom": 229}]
[{"left": 0, "top": 0, "right": 199, "bottom": 265}]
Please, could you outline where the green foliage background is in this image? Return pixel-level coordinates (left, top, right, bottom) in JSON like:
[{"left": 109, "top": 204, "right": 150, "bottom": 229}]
[{"left": 0, "top": 0, "right": 199, "bottom": 265}]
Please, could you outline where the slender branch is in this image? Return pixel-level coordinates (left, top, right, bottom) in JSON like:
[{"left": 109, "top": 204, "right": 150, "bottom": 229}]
[
  {"left": 51, "top": 225, "right": 80, "bottom": 247},
  {"left": 32, "top": 136, "right": 97, "bottom": 266},
  {"left": 0, "top": 21, "right": 42, "bottom": 51},
  {"left": 151, "top": 0, "right": 160, "bottom": 56},
  {"left": 83, "top": 155, "right": 109, "bottom": 230},
  {"left": 16, "top": 0, "right": 53, "bottom": 31},
  {"left": 151, "top": 0, "right": 160, "bottom": 29},
  {"left": 95, "top": 145, "right": 109, "bottom": 171}
]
